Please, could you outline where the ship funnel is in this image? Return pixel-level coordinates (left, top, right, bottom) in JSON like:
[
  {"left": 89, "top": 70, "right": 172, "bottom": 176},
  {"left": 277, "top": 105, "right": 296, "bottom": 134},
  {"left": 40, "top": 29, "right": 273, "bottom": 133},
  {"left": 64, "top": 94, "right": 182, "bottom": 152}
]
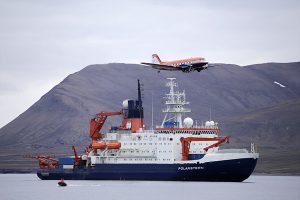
[{"left": 121, "top": 79, "right": 144, "bottom": 132}]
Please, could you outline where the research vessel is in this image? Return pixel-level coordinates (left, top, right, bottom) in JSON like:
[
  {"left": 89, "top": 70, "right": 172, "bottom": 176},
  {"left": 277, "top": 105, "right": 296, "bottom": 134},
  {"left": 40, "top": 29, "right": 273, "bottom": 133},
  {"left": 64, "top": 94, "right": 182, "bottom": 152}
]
[{"left": 36, "top": 78, "right": 258, "bottom": 181}]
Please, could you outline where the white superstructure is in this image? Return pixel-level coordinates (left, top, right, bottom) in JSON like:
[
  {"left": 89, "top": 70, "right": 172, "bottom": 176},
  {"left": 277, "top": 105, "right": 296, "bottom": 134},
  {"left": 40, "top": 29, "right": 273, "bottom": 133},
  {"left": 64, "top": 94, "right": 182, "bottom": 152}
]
[{"left": 86, "top": 78, "right": 258, "bottom": 167}]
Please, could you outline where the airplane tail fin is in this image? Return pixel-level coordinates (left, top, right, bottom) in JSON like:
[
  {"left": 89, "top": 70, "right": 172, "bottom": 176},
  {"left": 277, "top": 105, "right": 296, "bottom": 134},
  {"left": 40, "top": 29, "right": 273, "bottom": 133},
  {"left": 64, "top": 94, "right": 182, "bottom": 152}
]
[{"left": 152, "top": 54, "right": 162, "bottom": 64}]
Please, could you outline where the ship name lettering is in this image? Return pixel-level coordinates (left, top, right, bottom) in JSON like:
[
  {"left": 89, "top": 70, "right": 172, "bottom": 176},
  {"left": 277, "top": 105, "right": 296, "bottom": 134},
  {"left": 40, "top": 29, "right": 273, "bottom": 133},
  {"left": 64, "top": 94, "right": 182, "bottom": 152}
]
[{"left": 178, "top": 166, "right": 204, "bottom": 171}]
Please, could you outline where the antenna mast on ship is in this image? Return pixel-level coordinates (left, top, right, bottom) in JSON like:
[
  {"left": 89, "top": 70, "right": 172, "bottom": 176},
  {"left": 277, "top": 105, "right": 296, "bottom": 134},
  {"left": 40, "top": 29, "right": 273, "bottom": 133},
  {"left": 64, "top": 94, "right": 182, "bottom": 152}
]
[
  {"left": 138, "top": 79, "right": 143, "bottom": 129},
  {"left": 161, "top": 78, "right": 191, "bottom": 128}
]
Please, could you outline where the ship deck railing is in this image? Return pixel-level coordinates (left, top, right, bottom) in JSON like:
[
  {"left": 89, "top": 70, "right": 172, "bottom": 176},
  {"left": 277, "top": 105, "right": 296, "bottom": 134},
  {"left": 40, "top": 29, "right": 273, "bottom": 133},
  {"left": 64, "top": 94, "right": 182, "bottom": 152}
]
[
  {"left": 216, "top": 149, "right": 249, "bottom": 153},
  {"left": 154, "top": 125, "right": 219, "bottom": 129}
]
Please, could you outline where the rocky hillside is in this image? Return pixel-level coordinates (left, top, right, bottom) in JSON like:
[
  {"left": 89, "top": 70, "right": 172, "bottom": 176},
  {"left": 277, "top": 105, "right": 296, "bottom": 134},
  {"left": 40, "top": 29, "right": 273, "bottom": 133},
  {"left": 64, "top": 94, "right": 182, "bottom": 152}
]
[{"left": 0, "top": 62, "right": 299, "bottom": 174}]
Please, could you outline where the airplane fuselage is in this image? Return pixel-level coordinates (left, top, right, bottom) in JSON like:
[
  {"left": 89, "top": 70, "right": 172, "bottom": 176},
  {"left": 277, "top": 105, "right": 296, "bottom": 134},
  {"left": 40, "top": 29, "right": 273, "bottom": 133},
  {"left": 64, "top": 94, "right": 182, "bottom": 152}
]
[{"left": 141, "top": 54, "right": 209, "bottom": 73}]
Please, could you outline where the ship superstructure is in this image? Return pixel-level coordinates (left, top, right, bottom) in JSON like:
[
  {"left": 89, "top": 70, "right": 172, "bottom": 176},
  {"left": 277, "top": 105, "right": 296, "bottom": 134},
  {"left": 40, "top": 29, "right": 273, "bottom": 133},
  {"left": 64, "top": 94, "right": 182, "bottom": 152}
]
[{"left": 36, "top": 78, "right": 259, "bottom": 182}]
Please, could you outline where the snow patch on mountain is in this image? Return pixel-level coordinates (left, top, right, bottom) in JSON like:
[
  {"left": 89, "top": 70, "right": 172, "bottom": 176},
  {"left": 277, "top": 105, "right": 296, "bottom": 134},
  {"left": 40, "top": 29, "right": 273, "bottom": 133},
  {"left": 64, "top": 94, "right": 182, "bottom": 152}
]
[{"left": 274, "top": 81, "right": 286, "bottom": 88}]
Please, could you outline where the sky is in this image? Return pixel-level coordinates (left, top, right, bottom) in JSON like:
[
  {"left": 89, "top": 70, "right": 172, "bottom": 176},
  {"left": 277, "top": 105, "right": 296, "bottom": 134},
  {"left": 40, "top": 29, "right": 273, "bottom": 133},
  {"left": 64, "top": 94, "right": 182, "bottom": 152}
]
[{"left": 0, "top": 0, "right": 300, "bottom": 128}]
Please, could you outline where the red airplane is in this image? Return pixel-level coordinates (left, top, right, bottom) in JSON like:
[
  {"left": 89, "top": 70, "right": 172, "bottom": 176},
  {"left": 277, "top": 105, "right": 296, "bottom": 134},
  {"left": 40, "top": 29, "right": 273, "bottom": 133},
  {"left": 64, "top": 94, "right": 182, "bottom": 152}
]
[{"left": 141, "top": 54, "right": 211, "bottom": 73}]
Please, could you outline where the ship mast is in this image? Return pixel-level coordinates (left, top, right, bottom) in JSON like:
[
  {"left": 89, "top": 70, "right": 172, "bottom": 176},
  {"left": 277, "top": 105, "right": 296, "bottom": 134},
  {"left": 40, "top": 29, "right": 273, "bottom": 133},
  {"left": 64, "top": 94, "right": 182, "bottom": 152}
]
[{"left": 161, "top": 78, "right": 191, "bottom": 128}]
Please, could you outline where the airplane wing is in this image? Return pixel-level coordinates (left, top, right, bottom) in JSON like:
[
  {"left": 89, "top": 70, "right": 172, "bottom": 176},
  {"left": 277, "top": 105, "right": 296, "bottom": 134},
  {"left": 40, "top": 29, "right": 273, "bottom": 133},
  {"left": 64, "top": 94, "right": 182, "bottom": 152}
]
[
  {"left": 141, "top": 62, "right": 181, "bottom": 71},
  {"left": 189, "top": 62, "right": 210, "bottom": 71},
  {"left": 206, "top": 63, "right": 219, "bottom": 68},
  {"left": 141, "top": 62, "right": 212, "bottom": 73}
]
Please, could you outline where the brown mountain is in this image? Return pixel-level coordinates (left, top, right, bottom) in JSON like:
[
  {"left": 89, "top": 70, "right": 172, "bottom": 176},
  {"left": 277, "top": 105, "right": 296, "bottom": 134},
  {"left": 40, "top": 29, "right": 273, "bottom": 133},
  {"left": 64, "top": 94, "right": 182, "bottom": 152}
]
[{"left": 0, "top": 62, "right": 299, "bottom": 174}]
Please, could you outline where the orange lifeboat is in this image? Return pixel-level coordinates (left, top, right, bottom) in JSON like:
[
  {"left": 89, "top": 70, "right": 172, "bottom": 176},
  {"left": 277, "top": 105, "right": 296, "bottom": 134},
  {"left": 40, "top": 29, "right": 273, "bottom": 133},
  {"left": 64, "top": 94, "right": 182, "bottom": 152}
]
[
  {"left": 92, "top": 141, "right": 107, "bottom": 150},
  {"left": 106, "top": 142, "right": 121, "bottom": 149}
]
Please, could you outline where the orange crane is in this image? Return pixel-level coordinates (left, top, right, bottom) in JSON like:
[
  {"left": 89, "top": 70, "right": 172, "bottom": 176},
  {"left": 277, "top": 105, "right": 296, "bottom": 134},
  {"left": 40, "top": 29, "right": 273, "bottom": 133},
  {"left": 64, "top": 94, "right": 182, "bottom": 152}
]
[
  {"left": 72, "top": 145, "right": 80, "bottom": 166},
  {"left": 180, "top": 136, "right": 229, "bottom": 161},
  {"left": 29, "top": 111, "right": 124, "bottom": 168},
  {"left": 89, "top": 111, "right": 123, "bottom": 141},
  {"left": 28, "top": 156, "right": 59, "bottom": 169}
]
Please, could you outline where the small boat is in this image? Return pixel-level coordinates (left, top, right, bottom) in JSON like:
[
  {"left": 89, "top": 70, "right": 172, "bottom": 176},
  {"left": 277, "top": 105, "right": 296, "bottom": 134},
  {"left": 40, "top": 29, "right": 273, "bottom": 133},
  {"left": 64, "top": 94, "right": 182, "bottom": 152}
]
[{"left": 58, "top": 178, "right": 67, "bottom": 186}]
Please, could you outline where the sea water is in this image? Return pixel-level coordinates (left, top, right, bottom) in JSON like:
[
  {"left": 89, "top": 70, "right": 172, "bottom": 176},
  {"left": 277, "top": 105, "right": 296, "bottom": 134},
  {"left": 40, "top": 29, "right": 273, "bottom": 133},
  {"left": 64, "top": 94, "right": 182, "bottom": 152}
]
[{"left": 0, "top": 174, "right": 299, "bottom": 200}]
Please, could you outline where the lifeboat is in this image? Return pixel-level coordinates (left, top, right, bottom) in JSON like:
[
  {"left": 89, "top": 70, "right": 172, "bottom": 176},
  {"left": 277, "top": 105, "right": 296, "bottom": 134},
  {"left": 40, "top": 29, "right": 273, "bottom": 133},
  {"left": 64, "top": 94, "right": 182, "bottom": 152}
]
[
  {"left": 92, "top": 141, "right": 107, "bottom": 149},
  {"left": 106, "top": 142, "right": 121, "bottom": 149},
  {"left": 58, "top": 178, "right": 67, "bottom": 186}
]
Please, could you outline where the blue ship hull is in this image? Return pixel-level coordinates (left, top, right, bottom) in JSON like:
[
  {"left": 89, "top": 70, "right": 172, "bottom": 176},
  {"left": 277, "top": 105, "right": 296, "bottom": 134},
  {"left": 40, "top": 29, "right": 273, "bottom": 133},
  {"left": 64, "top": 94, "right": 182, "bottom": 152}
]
[{"left": 37, "top": 158, "right": 257, "bottom": 182}]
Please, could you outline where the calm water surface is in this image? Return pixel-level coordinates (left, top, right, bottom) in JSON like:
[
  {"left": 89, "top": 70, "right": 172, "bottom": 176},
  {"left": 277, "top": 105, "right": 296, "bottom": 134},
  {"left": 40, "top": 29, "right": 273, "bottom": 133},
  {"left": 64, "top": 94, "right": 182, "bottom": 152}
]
[{"left": 0, "top": 174, "right": 299, "bottom": 200}]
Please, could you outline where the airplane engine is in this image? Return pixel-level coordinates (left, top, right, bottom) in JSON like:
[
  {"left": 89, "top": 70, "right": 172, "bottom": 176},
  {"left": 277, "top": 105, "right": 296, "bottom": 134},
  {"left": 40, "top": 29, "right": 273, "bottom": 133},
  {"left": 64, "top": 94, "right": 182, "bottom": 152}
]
[{"left": 181, "top": 65, "right": 192, "bottom": 73}]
